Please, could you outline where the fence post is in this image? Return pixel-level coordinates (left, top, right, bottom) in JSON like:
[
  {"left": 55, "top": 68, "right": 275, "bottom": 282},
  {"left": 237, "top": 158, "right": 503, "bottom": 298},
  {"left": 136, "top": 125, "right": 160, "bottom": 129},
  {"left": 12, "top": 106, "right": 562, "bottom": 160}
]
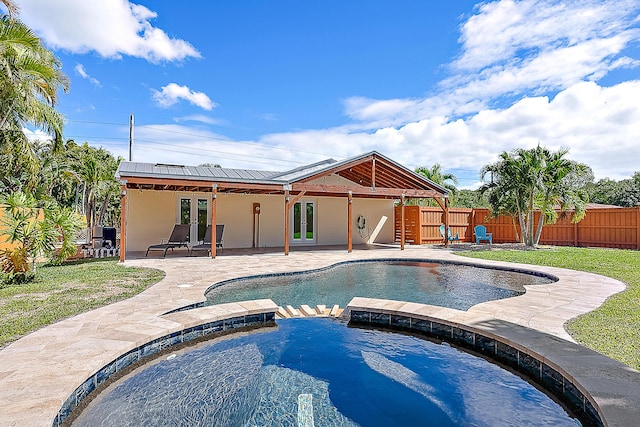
[
  {"left": 574, "top": 213, "right": 578, "bottom": 247},
  {"left": 469, "top": 209, "right": 475, "bottom": 243},
  {"left": 637, "top": 204, "right": 640, "bottom": 250}
]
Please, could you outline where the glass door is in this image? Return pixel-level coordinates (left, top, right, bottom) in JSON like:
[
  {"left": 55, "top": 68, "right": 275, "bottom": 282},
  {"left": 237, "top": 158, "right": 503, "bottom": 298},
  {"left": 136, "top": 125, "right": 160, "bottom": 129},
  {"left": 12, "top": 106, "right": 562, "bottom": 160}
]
[
  {"left": 292, "top": 201, "right": 315, "bottom": 244},
  {"left": 179, "top": 197, "right": 209, "bottom": 245}
]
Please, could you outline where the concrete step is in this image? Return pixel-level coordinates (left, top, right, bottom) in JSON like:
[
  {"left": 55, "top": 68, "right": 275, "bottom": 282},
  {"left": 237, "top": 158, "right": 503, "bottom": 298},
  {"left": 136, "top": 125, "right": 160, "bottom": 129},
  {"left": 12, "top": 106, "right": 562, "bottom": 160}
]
[{"left": 276, "top": 304, "right": 343, "bottom": 318}]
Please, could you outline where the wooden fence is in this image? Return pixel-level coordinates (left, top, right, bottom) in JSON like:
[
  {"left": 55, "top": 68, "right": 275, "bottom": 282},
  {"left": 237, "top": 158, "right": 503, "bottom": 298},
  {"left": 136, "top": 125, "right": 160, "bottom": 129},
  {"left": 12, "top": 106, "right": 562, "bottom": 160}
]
[{"left": 395, "top": 205, "right": 640, "bottom": 250}]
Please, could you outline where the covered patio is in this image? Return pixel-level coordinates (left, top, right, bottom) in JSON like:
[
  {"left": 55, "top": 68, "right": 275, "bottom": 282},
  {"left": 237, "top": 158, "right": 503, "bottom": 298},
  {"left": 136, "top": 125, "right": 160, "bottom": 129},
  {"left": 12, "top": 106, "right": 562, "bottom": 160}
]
[{"left": 116, "top": 151, "right": 451, "bottom": 261}]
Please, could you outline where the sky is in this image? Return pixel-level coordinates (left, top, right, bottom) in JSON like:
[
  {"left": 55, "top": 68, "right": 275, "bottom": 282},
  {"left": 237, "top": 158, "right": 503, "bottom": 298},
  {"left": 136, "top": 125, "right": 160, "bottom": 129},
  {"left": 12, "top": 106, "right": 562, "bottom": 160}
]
[{"left": 10, "top": 0, "right": 640, "bottom": 189}]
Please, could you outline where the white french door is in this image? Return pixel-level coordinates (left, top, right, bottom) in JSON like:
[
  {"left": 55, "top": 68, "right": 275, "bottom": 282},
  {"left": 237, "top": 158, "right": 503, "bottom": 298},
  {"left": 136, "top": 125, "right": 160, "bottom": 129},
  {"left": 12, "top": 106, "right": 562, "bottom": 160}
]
[
  {"left": 291, "top": 200, "right": 316, "bottom": 244},
  {"left": 178, "top": 196, "right": 209, "bottom": 245}
]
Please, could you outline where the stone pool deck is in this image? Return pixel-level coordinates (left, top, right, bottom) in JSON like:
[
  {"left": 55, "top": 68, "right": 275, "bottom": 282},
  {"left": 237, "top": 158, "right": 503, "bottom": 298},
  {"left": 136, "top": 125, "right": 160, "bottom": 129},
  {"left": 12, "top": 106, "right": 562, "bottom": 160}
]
[{"left": 0, "top": 245, "right": 638, "bottom": 426}]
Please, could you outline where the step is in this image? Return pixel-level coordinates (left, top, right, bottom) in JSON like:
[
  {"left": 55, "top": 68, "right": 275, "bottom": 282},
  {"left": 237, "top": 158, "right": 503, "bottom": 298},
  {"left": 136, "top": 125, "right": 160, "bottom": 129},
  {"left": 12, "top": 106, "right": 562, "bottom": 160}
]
[
  {"left": 276, "top": 306, "right": 289, "bottom": 318},
  {"left": 285, "top": 305, "right": 301, "bottom": 317},
  {"left": 329, "top": 304, "right": 340, "bottom": 317},
  {"left": 276, "top": 304, "right": 342, "bottom": 318},
  {"left": 299, "top": 305, "right": 316, "bottom": 317}
]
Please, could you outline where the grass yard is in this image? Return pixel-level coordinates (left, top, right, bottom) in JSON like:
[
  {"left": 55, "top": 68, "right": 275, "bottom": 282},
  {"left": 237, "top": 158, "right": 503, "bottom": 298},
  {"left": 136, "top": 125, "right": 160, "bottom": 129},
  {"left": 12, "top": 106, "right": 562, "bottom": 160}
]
[
  {"left": 459, "top": 246, "right": 640, "bottom": 371},
  {"left": 0, "top": 258, "right": 164, "bottom": 348}
]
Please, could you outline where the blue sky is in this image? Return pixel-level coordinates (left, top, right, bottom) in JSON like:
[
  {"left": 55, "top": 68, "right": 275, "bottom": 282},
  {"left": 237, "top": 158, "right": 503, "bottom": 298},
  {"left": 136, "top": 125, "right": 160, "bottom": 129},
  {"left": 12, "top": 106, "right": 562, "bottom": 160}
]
[{"left": 10, "top": 0, "right": 640, "bottom": 188}]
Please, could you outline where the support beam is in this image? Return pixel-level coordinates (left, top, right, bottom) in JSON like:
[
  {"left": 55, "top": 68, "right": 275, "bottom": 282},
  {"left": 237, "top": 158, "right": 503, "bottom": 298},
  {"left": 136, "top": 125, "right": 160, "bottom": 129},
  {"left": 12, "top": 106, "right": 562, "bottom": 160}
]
[
  {"left": 347, "top": 191, "right": 353, "bottom": 253},
  {"left": 284, "top": 190, "right": 290, "bottom": 255},
  {"left": 119, "top": 184, "right": 127, "bottom": 262},
  {"left": 371, "top": 158, "right": 376, "bottom": 189},
  {"left": 443, "top": 197, "right": 450, "bottom": 248},
  {"left": 400, "top": 194, "right": 405, "bottom": 251},
  {"left": 291, "top": 183, "right": 440, "bottom": 199},
  {"left": 288, "top": 190, "right": 307, "bottom": 206},
  {"left": 211, "top": 186, "right": 217, "bottom": 258}
]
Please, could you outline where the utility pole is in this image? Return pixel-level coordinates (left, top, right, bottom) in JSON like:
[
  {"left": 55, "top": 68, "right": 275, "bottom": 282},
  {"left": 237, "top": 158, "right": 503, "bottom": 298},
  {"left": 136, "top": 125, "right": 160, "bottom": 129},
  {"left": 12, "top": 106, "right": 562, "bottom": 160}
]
[{"left": 129, "top": 113, "right": 134, "bottom": 161}]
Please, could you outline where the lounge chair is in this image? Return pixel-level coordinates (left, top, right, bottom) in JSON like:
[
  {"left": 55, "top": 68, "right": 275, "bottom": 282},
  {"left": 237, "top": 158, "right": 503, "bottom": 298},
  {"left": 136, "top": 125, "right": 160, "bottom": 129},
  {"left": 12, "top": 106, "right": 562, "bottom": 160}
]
[
  {"left": 215, "top": 224, "right": 224, "bottom": 250},
  {"left": 439, "top": 224, "right": 460, "bottom": 243},
  {"left": 189, "top": 224, "right": 224, "bottom": 256},
  {"left": 145, "top": 224, "right": 190, "bottom": 257},
  {"left": 474, "top": 225, "right": 493, "bottom": 245}
]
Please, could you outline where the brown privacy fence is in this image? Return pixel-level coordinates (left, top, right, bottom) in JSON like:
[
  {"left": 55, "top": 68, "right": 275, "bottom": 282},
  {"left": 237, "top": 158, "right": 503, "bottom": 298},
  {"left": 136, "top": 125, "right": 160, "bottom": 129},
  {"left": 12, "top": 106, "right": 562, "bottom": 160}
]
[{"left": 394, "top": 205, "right": 640, "bottom": 250}]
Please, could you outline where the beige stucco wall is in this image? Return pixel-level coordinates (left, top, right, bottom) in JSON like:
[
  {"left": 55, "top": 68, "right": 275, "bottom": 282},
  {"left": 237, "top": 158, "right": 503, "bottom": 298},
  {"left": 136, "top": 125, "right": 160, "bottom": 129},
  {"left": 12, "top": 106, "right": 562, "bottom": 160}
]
[{"left": 125, "top": 188, "right": 395, "bottom": 251}]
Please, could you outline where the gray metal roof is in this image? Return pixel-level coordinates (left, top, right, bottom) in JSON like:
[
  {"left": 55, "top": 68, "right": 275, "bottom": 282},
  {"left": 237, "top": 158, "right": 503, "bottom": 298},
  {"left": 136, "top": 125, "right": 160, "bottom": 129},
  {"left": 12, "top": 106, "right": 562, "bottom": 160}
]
[
  {"left": 116, "top": 151, "right": 448, "bottom": 195},
  {"left": 116, "top": 162, "right": 283, "bottom": 184}
]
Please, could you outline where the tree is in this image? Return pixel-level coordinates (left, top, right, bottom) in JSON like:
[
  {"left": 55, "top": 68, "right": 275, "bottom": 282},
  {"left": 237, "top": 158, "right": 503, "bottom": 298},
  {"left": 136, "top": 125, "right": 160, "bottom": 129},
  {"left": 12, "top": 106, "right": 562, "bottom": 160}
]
[
  {"left": 585, "top": 173, "right": 640, "bottom": 207},
  {"left": 0, "top": 0, "right": 18, "bottom": 19},
  {"left": 480, "top": 146, "right": 591, "bottom": 247},
  {"left": 0, "top": 15, "right": 69, "bottom": 144},
  {"left": 68, "top": 143, "right": 122, "bottom": 228},
  {"left": 0, "top": 191, "right": 82, "bottom": 282},
  {"left": 414, "top": 164, "right": 458, "bottom": 206},
  {"left": 450, "top": 189, "right": 489, "bottom": 208}
]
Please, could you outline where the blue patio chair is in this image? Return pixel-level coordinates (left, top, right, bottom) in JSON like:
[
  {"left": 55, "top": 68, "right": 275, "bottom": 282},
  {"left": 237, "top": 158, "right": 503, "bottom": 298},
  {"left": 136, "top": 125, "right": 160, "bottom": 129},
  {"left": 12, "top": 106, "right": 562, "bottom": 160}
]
[
  {"left": 439, "top": 224, "right": 459, "bottom": 243},
  {"left": 474, "top": 225, "right": 493, "bottom": 245}
]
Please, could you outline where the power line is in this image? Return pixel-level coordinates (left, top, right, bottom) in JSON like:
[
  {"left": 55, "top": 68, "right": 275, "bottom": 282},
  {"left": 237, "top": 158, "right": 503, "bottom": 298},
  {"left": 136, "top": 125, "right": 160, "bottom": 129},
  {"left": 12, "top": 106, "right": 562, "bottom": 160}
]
[
  {"left": 66, "top": 118, "right": 345, "bottom": 160},
  {"left": 133, "top": 142, "right": 300, "bottom": 168},
  {"left": 133, "top": 138, "right": 308, "bottom": 166}
]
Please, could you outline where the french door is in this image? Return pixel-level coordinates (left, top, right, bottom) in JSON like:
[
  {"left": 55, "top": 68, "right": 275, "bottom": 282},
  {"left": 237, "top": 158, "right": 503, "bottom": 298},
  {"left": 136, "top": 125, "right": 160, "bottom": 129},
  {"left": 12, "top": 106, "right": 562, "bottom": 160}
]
[
  {"left": 178, "top": 197, "right": 209, "bottom": 245},
  {"left": 291, "top": 200, "right": 315, "bottom": 244}
]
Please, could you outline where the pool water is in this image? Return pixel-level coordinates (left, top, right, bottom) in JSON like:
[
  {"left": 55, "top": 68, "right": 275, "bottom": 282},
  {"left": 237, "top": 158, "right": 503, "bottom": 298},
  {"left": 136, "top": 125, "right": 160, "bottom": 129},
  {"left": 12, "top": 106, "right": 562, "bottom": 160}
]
[
  {"left": 73, "top": 318, "right": 578, "bottom": 427},
  {"left": 205, "top": 260, "right": 553, "bottom": 309}
]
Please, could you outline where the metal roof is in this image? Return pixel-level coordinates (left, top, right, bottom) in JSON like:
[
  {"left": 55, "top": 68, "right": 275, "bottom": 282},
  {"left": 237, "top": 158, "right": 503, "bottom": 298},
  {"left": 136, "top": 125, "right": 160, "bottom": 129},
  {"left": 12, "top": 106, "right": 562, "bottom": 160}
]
[
  {"left": 116, "top": 162, "right": 282, "bottom": 184},
  {"left": 116, "top": 151, "right": 448, "bottom": 197}
]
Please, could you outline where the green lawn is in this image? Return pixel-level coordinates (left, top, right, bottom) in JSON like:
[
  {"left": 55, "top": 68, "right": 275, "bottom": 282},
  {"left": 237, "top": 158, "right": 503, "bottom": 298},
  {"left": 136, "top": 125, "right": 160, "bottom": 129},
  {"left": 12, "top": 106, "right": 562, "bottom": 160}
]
[
  {"left": 459, "top": 246, "right": 640, "bottom": 370},
  {"left": 0, "top": 258, "right": 164, "bottom": 348}
]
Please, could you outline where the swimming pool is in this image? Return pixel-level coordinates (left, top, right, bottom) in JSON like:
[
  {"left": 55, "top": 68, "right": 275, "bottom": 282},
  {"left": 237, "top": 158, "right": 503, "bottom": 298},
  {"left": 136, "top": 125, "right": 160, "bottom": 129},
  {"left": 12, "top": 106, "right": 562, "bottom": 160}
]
[
  {"left": 204, "top": 260, "right": 554, "bottom": 310},
  {"left": 72, "top": 318, "right": 579, "bottom": 426}
]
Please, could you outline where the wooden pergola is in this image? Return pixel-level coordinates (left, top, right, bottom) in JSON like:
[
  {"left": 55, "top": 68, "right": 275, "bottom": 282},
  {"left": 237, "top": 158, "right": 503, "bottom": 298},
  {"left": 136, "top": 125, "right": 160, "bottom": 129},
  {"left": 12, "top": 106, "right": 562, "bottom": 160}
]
[{"left": 117, "top": 151, "right": 450, "bottom": 261}]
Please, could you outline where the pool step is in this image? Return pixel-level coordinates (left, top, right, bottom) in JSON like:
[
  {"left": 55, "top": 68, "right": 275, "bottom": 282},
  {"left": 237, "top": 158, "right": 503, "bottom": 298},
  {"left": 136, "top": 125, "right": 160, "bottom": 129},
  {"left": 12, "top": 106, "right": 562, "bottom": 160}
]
[{"left": 276, "top": 304, "right": 343, "bottom": 319}]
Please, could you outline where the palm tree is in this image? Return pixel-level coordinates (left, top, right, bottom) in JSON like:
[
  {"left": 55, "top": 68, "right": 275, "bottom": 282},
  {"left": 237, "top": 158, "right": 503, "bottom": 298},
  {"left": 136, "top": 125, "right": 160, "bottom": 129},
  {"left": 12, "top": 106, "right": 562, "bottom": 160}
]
[
  {"left": 69, "top": 143, "right": 121, "bottom": 229},
  {"left": 414, "top": 164, "right": 458, "bottom": 206},
  {"left": 0, "top": 15, "right": 69, "bottom": 146},
  {"left": 1, "top": 0, "right": 18, "bottom": 19},
  {"left": 480, "top": 146, "right": 590, "bottom": 247}
]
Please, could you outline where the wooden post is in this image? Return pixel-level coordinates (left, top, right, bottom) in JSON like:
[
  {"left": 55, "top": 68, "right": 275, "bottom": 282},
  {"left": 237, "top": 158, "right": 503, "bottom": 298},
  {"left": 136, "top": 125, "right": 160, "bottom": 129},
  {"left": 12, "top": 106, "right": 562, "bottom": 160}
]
[
  {"left": 347, "top": 191, "right": 353, "bottom": 253},
  {"left": 637, "top": 204, "right": 640, "bottom": 250},
  {"left": 400, "top": 194, "right": 405, "bottom": 251},
  {"left": 444, "top": 197, "right": 450, "bottom": 248},
  {"left": 284, "top": 190, "right": 290, "bottom": 255},
  {"left": 119, "top": 184, "right": 127, "bottom": 262},
  {"left": 211, "top": 185, "right": 217, "bottom": 258},
  {"left": 573, "top": 212, "right": 578, "bottom": 247},
  {"left": 469, "top": 208, "right": 475, "bottom": 244},
  {"left": 371, "top": 157, "right": 376, "bottom": 189}
]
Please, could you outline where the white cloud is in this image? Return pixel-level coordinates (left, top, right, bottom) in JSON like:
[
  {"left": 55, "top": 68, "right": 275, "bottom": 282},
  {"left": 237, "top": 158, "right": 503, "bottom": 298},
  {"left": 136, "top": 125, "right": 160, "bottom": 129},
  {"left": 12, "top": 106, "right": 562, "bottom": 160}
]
[
  {"left": 74, "top": 64, "right": 101, "bottom": 87},
  {"left": 18, "top": 0, "right": 200, "bottom": 62},
  {"left": 343, "top": 0, "right": 640, "bottom": 128},
  {"left": 103, "top": 80, "right": 640, "bottom": 188},
  {"left": 453, "top": 0, "right": 637, "bottom": 72},
  {"left": 151, "top": 83, "right": 216, "bottom": 110},
  {"left": 173, "top": 115, "right": 224, "bottom": 125}
]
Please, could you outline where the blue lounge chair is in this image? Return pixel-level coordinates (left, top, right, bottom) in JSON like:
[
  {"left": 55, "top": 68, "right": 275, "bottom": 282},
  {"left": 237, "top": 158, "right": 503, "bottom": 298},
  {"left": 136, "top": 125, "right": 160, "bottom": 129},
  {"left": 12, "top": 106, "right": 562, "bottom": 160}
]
[
  {"left": 439, "top": 224, "right": 460, "bottom": 242},
  {"left": 474, "top": 225, "right": 493, "bottom": 245}
]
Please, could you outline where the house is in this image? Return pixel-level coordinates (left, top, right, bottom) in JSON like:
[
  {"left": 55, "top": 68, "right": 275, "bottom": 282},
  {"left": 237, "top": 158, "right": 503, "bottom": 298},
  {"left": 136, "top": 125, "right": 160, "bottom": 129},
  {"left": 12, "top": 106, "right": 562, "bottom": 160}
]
[{"left": 115, "top": 151, "right": 450, "bottom": 260}]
